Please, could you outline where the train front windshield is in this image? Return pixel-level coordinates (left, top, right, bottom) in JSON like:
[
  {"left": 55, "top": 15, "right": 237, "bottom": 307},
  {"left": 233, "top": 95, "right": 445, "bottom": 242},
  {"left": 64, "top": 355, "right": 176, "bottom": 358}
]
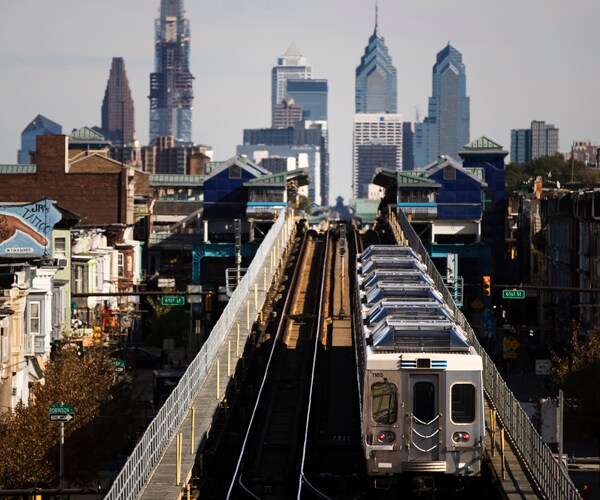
[{"left": 371, "top": 380, "right": 398, "bottom": 424}]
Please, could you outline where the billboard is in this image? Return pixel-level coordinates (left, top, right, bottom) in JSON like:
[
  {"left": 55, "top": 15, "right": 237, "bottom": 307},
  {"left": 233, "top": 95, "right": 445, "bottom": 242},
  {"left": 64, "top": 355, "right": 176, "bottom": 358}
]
[{"left": 0, "top": 199, "right": 62, "bottom": 257}]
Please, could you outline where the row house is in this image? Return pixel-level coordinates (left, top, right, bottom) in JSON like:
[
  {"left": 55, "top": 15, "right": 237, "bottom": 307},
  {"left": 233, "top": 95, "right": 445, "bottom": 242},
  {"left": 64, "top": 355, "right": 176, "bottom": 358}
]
[
  {"left": 70, "top": 226, "right": 143, "bottom": 343},
  {"left": 0, "top": 199, "right": 78, "bottom": 412},
  {"left": 513, "top": 180, "right": 600, "bottom": 346},
  {"left": 0, "top": 134, "right": 151, "bottom": 412}
]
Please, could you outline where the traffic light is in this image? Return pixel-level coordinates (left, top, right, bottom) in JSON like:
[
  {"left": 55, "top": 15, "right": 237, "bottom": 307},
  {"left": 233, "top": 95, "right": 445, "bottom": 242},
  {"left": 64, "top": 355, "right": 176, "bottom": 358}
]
[
  {"left": 204, "top": 291, "right": 213, "bottom": 312},
  {"left": 482, "top": 275, "right": 491, "bottom": 297}
]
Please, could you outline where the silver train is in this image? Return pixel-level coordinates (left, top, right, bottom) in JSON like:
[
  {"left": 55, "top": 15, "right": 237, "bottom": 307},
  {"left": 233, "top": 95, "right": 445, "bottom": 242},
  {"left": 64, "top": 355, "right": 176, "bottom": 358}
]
[{"left": 354, "top": 245, "right": 485, "bottom": 493}]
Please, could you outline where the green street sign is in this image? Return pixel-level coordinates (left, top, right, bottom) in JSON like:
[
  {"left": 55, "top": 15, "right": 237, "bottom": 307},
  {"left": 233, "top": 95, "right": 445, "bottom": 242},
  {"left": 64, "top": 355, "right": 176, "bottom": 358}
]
[
  {"left": 112, "top": 358, "right": 126, "bottom": 372},
  {"left": 49, "top": 403, "right": 75, "bottom": 422},
  {"left": 161, "top": 295, "right": 186, "bottom": 306},
  {"left": 502, "top": 289, "right": 525, "bottom": 299}
]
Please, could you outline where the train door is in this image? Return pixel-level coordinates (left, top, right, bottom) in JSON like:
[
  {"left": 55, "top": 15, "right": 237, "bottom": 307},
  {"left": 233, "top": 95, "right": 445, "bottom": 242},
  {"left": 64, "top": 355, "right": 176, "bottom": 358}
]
[{"left": 408, "top": 374, "right": 440, "bottom": 462}]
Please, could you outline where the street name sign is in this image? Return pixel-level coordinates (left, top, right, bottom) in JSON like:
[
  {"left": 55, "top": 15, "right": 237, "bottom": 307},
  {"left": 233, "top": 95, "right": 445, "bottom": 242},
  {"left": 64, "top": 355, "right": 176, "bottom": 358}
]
[
  {"left": 49, "top": 403, "right": 75, "bottom": 422},
  {"left": 113, "top": 358, "right": 126, "bottom": 372},
  {"left": 502, "top": 289, "right": 525, "bottom": 299},
  {"left": 161, "top": 295, "right": 185, "bottom": 306},
  {"left": 535, "top": 359, "right": 551, "bottom": 376}
]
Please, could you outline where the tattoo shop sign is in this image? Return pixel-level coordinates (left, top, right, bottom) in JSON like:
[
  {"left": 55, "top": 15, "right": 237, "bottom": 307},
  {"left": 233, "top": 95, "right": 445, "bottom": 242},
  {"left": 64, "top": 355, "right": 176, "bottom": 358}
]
[{"left": 0, "top": 199, "right": 62, "bottom": 257}]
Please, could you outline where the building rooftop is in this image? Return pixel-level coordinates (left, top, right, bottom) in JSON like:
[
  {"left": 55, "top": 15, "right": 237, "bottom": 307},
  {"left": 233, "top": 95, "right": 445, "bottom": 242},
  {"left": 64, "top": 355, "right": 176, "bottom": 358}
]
[{"left": 0, "top": 164, "right": 36, "bottom": 174}]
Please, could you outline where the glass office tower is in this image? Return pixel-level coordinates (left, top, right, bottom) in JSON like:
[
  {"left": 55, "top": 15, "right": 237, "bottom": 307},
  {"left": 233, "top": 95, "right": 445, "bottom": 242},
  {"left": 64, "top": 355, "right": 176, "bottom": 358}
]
[
  {"left": 414, "top": 44, "right": 470, "bottom": 168},
  {"left": 355, "top": 12, "right": 397, "bottom": 114},
  {"left": 149, "top": 0, "right": 194, "bottom": 144},
  {"left": 271, "top": 43, "right": 312, "bottom": 127}
]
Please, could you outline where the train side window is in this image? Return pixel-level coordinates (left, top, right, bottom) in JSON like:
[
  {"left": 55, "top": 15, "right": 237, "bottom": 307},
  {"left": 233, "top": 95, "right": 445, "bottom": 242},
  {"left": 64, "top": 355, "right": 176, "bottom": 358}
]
[
  {"left": 371, "top": 380, "right": 398, "bottom": 424},
  {"left": 413, "top": 382, "right": 436, "bottom": 422},
  {"left": 451, "top": 384, "right": 476, "bottom": 423}
]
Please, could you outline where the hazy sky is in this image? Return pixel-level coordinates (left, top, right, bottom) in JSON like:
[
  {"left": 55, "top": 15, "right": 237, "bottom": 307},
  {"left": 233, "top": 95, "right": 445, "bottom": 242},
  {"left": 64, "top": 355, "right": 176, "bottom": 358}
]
[{"left": 1, "top": 0, "right": 599, "bottom": 201}]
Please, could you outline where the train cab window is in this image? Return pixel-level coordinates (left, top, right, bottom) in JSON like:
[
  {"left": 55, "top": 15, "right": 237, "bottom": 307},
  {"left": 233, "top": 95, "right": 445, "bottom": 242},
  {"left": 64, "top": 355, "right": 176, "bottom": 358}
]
[
  {"left": 413, "top": 382, "right": 436, "bottom": 422},
  {"left": 371, "top": 380, "right": 398, "bottom": 424},
  {"left": 451, "top": 384, "right": 476, "bottom": 423}
]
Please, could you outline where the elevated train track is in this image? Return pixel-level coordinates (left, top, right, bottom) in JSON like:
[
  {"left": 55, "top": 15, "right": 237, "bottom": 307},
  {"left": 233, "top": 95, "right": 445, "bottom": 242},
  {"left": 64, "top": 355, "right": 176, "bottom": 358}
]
[{"left": 105, "top": 209, "right": 582, "bottom": 500}]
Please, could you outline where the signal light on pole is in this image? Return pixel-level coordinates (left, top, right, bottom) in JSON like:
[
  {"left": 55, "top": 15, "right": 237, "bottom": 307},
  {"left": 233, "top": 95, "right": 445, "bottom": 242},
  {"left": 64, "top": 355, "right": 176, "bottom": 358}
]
[{"left": 483, "top": 275, "right": 491, "bottom": 297}]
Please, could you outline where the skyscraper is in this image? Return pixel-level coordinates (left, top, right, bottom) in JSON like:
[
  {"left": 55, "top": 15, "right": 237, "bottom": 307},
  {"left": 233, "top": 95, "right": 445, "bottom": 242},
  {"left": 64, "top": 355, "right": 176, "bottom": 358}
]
[
  {"left": 286, "top": 79, "right": 328, "bottom": 121},
  {"left": 354, "top": 6, "right": 397, "bottom": 114},
  {"left": 19, "top": 114, "right": 62, "bottom": 164},
  {"left": 101, "top": 57, "right": 135, "bottom": 146},
  {"left": 531, "top": 120, "right": 559, "bottom": 159},
  {"left": 510, "top": 129, "right": 531, "bottom": 163},
  {"left": 149, "top": 0, "right": 194, "bottom": 145},
  {"left": 272, "top": 96, "right": 304, "bottom": 129},
  {"left": 271, "top": 43, "right": 311, "bottom": 127},
  {"left": 510, "top": 121, "right": 559, "bottom": 163},
  {"left": 353, "top": 7, "right": 400, "bottom": 199},
  {"left": 353, "top": 114, "right": 402, "bottom": 198},
  {"left": 286, "top": 78, "right": 330, "bottom": 205},
  {"left": 414, "top": 43, "right": 470, "bottom": 168}
]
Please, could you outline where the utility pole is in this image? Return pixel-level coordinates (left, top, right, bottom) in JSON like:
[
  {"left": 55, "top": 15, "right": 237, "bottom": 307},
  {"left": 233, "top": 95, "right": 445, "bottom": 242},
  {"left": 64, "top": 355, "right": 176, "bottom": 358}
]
[
  {"left": 234, "top": 219, "right": 242, "bottom": 286},
  {"left": 338, "top": 224, "right": 346, "bottom": 318}
]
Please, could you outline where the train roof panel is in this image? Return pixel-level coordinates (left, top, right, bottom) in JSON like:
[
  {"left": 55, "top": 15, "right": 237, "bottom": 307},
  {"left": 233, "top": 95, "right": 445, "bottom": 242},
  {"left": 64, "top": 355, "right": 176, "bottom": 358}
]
[
  {"left": 359, "top": 245, "right": 421, "bottom": 262},
  {"left": 359, "top": 257, "right": 427, "bottom": 275},
  {"left": 359, "top": 271, "right": 435, "bottom": 289},
  {"left": 370, "top": 319, "right": 470, "bottom": 352},
  {"left": 362, "top": 283, "right": 443, "bottom": 305},
  {"left": 363, "top": 303, "right": 453, "bottom": 325}
]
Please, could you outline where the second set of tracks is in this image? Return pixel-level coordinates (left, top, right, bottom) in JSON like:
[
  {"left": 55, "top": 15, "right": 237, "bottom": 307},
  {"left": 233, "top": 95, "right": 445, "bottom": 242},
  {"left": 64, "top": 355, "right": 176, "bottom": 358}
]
[{"left": 199, "top": 225, "right": 365, "bottom": 499}]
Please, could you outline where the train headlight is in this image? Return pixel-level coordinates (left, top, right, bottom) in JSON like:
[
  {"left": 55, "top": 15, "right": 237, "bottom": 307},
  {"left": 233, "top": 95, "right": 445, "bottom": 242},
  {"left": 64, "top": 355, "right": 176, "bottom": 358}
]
[
  {"left": 377, "top": 431, "right": 396, "bottom": 443},
  {"left": 452, "top": 431, "right": 470, "bottom": 443}
]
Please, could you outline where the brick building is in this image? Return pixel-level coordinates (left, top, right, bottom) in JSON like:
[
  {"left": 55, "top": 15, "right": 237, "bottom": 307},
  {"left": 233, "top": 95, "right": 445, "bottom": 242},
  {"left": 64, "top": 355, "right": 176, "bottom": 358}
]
[{"left": 0, "top": 135, "right": 149, "bottom": 227}]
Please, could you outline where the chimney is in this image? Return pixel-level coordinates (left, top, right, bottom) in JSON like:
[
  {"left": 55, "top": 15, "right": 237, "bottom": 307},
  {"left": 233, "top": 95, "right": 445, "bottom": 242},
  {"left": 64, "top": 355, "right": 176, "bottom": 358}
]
[{"left": 36, "top": 135, "right": 69, "bottom": 176}]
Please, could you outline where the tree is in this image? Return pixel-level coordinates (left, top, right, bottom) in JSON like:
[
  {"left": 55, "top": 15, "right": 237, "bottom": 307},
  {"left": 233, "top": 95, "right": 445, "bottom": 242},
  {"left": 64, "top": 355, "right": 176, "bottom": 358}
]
[
  {"left": 145, "top": 296, "right": 189, "bottom": 347},
  {"left": 0, "top": 346, "right": 140, "bottom": 488},
  {"left": 506, "top": 156, "right": 600, "bottom": 194},
  {"left": 551, "top": 326, "right": 600, "bottom": 442}
]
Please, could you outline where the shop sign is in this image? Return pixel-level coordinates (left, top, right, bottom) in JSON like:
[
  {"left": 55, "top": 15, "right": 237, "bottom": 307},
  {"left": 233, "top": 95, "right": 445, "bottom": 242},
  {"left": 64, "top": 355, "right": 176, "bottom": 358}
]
[{"left": 0, "top": 198, "right": 62, "bottom": 257}]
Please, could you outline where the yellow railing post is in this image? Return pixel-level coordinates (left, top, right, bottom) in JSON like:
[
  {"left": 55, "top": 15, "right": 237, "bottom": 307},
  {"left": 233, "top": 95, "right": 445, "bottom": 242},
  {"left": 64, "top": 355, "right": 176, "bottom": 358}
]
[
  {"left": 236, "top": 323, "right": 240, "bottom": 357},
  {"left": 176, "top": 433, "right": 182, "bottom": 485},
  {"left": 246, "top": 300, "right": 250, "bottom": 330},
  {"left": 227, "top": 340, "right": 231, "bottom": 377},
  {"left": 501, "top": 428, "right": 505, "bottom": 480},
  {"left": 254, "top": 284, "right": 258, "bottom": 312},
  {"left": 491, "top": 409, "right": 496, "bottom": 457},
  {"left": 216, "top": 360, "right": 220, "bottom": 400},
  {"left": 190, "top": 407, "right": 195, "bottom": 454}
]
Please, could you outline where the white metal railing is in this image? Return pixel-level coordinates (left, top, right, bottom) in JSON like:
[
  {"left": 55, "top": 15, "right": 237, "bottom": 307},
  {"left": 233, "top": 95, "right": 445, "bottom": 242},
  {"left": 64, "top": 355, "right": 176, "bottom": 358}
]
[
  {"left": 390, "top": 209, "right": 581, "bottom": 500},
  {"left": 104, "top": 209, "right": 295, "bottom": 500}
]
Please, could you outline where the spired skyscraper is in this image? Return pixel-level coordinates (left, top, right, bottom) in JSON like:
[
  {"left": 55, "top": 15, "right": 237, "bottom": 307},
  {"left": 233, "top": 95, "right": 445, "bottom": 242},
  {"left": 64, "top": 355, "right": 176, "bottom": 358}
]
[
  {"left": 354, "top": 7, "right": 397, "bottom": 114},
  {"left": 271, "top": 43, "right": 312, "bottom": 127},
  {"left": 101, "top": 57, "right": 135, "bottom": 146},
  {"left": 353, "top": 6, "right": 401, "bottom": 199},
  {"left": 149, "top": 0, "right": 194, "bottom": 145},
  {"left": 414, "top": 43, "right": 470, "bottom": 168}
]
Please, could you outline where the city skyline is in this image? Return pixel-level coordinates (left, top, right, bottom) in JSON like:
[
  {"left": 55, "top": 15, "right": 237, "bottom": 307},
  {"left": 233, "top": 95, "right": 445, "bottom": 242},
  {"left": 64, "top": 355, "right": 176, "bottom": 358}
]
[{"left": 1, "top": 0, "right": 599, "bottom": 201}]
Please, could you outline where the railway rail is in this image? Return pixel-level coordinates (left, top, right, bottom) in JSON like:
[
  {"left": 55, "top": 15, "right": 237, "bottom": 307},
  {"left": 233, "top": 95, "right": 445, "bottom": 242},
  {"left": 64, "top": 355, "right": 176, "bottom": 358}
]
[{"left": 227, "top": 229, "right": 330, "bottom": 498}]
